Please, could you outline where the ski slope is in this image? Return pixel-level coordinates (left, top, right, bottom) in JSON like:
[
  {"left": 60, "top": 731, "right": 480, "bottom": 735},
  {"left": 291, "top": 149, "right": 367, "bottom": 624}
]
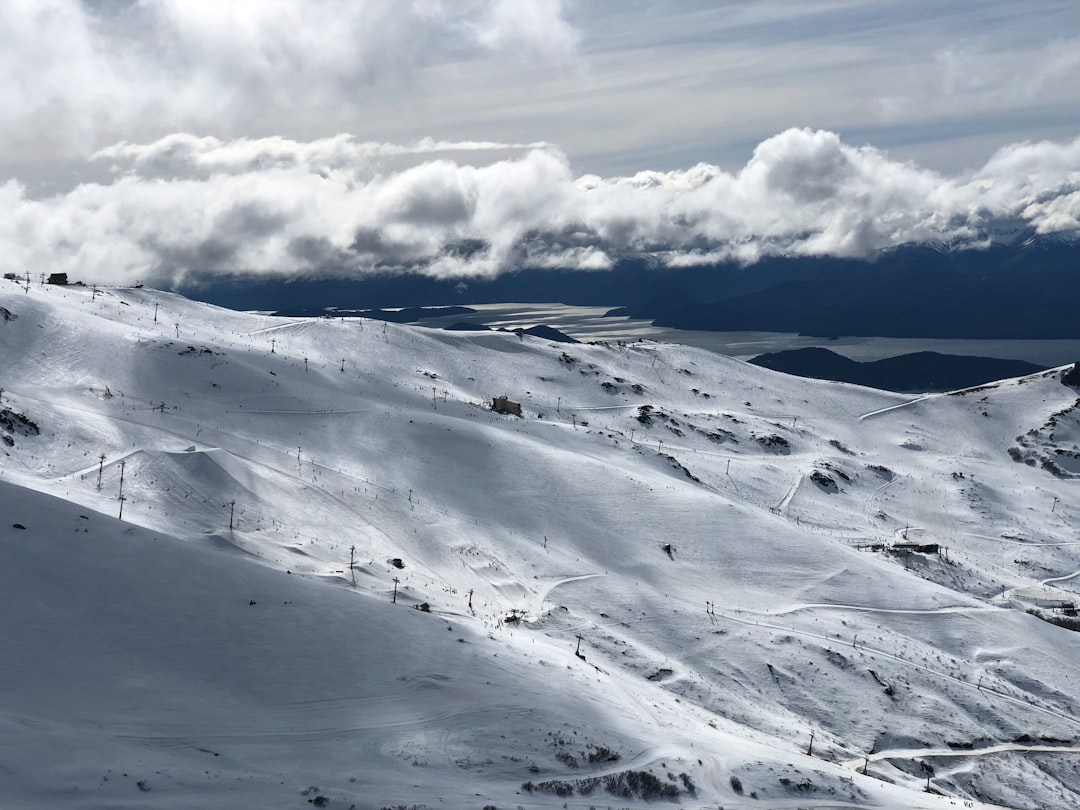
[{"left": 2, "top": 281, "right": 1080, "bottom": 809}]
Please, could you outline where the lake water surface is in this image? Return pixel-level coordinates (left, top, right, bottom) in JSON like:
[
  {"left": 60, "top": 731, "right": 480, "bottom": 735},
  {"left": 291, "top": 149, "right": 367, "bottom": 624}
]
[{"left": 414, "top": 303, "right": 1080, "bottom": 367}]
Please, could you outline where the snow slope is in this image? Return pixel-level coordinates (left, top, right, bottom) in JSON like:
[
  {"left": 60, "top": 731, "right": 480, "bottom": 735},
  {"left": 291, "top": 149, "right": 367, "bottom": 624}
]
[{"left": 2, "top": 281, "right": 1080, "bottom": 809}]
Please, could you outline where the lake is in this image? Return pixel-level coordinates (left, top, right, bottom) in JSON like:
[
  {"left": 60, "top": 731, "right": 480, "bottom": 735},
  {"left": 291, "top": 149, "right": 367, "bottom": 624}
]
[{"left": 413, "top": 303, "right": 1080, "bottom": 367}]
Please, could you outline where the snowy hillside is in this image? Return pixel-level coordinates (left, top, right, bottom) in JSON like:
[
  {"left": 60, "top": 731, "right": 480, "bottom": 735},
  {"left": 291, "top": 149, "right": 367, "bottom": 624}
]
[{"left": 3, "top": 281, "right": 1080, "bottom": 810}]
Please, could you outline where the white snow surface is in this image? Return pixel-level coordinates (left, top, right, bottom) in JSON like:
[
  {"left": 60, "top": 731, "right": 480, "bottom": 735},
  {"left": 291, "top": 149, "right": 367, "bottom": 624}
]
[{"left": 2, "top": 282, "right": 1080, "bottom": 809}]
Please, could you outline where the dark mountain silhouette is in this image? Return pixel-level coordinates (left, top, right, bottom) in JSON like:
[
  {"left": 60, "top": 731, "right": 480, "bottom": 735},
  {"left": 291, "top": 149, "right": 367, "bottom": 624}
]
[
  {"left": 749, "top": 347, "right": 1048, "bottom": 392},
  {"left": 441, "top": 323, "right": 577, "bottom": 343},
  {"left": 516, "top": 325, "right": 578, "bottom": 343},
  {"left": 175, "top": 235, "right": 1080, "bottom": 340},
  {"left": 175, "top": 256, "right": 839, "bottom": 312},
  {"left": 650, "top": 240, "right": 1080, "bottom": 339}
]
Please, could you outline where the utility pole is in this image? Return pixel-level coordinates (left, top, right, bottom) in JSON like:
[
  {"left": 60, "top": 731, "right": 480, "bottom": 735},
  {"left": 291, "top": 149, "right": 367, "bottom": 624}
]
[
  {"left": 270, "top": 338, "right": 276, "bottom": 353},
  {"left": 392, "top": 577, "right": 399, "bottom": 604},
  {"left": 91, "top": 284, "right": 98, "bottom": 301},
  {"left": 97, "top": 453, "right": 106, "bottom": 489},
  {"left": 350, "top": 545, "right": 356, "bottom": 585},
  {"left": 340, "top": 358, "right": 345, "bottom": 373},
  {"left": 467, "top": 589, "right": 473, "bottom": 610},
  {"left": 432, "top": 387, "right": 437, "bottom": 410},
  {"left": 228, "top": 499, "right": 236, "bottom": 530},
  {"left": 297, "top": 446, "right": 302, "bottom": 476},
  {"left": 807, "top": 731, "right": 815, "bottom": 756},
  {"left": 117, "top": 460, "right": 126, "bottom": 520},
  {"left": 153, "top": 302, "right": 159, "bottom": 323},
  {"left": 575, "top": 634, "right": 585, "bottom": 658},
  {"left": 1052, "top": 495, "right": 1059, "bottom": 513},
  {"left": 174, "top": 322, "right": 180, "bottom": 338}
]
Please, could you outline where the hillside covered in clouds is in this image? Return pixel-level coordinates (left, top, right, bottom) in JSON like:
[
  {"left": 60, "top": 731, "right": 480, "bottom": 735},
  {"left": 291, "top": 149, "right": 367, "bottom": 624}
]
[{"left": 3, "top": 281, "right": 1080, "bottom": 808}]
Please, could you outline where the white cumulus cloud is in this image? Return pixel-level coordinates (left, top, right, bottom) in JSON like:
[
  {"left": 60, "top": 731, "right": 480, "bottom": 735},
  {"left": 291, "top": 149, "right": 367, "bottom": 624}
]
[{"left": 3, "top": 128, "right": 1080, "bottom": 287}]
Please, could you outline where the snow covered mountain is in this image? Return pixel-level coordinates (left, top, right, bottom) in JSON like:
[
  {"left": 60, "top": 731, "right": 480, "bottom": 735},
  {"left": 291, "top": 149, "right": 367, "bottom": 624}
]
[{"left": 3, "top": 281, "right": 1080, "bottom": 810}]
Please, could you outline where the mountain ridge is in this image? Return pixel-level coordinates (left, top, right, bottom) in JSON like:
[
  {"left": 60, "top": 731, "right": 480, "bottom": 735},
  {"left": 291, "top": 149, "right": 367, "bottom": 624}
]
[
  {"left": 749, "top": 347, "right": 1050, "bottom": 392},
  {"left": 173, "top": 236, "right": 1080, "bottom": 340}
]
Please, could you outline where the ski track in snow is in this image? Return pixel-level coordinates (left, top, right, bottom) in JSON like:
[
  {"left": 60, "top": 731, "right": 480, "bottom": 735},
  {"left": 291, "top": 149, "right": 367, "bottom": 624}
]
[
  {"left": 776, "top": 472, "right": 803, "bottom": 512},
  {"left": 962, "top": 532, "right": 1080, "bottom": 547},
  {"left": 843, "top": 742, "right": 1080, "bottom": 769},
  {"left": 858, "top": 395, "right": 933, "bottom": 420}
]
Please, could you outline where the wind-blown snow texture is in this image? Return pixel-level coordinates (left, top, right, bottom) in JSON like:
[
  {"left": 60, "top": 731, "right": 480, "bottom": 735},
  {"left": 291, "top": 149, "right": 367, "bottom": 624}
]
[{"left": 2, "top": 281, "right": 1080, "bottom": 809}]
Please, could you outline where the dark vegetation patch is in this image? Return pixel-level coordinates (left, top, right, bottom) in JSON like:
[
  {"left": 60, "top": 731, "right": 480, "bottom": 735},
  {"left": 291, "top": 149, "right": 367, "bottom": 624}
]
[
  {"left": 523, "top": 768, "right": 691, "bottom": 800},
  {"left": 1027, "top": 608, "right": 1080, "bottom": 632},
  {"left": 1, "top": 408, "right": 40, "bottom": 447},
  {"left": 1062, "top": 362, "right": 1080, "bottom": 388},
  {"left": 692, "top": 424, "right": 737, "bottom": 443},
  {"left": 0, "top": 409, "right": 39, "bottom": 437},
  {"left": 1009, "top": 398, "right": 1080, "bottom": 478},
  {"left": 756, "top": 433, "right": 790, "bottom": 453},
  {"left": 660, "top": 454, "right": 700, "bottom": 483}
]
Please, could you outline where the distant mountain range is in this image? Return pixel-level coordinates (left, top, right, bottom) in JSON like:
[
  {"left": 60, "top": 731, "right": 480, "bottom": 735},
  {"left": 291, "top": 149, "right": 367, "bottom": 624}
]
[
  {"left": 442, "top": 322, "right": 579, "bottom": 343},
  {"left": 179, "top": 232, "right": 1080, "bottom": 340},
  {"left": 748, "top": 348, "right": 1048, "bottom": 392}
]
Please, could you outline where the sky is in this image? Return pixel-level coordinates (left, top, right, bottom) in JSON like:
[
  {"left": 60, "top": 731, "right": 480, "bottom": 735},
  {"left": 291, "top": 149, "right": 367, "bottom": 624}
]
[{"left": 2, "top": 0, "right": 1079, "bottom": 287}]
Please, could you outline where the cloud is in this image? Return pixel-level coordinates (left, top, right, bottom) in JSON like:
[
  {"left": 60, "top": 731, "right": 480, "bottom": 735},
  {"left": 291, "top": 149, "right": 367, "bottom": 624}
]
[
  {"left": 878, "top": 35, "right": 1080, "bottom": 125},
  {"left": 92, "top": 133, "right": 553, "bottom": 179},
  {"left": 0, "top": 0, "right": 579, "bottom": 159},
  {"left": 3, "top": 1, "right": 1076, "bottom": 185},
  {"left": 3, "top": 128, "right": 1080, "bottom": 287}
]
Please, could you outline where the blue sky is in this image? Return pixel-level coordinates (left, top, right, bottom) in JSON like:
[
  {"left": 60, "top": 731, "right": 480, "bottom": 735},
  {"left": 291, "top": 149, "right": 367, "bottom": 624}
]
[{"left": 1, "top": 1, "right": 1078, "bottom": 284}]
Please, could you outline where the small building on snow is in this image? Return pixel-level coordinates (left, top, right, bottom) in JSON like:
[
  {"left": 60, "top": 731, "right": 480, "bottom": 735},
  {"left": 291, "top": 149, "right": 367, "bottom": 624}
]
[{"left": 491, "top": 396, "right": 522, "bottom": 417}]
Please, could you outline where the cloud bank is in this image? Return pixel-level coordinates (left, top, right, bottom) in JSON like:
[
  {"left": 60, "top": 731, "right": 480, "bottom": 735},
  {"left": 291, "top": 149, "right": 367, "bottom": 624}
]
[{"left": 3, "top": 128, "right": 1080, "bottom": 286}]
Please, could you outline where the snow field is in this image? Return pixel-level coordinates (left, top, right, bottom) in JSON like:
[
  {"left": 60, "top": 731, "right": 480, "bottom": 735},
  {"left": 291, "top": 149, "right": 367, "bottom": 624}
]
[{"left": 2, "top": 281, "right": 1080, "bottom": 808}]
